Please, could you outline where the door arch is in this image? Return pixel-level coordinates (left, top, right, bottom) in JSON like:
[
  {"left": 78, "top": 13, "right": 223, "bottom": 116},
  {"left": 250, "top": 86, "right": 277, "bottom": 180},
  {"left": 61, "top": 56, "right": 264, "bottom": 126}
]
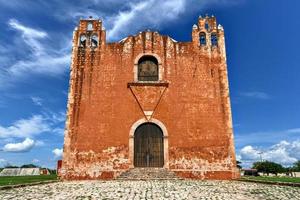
[
  {"left": 134, "top": 123, "right": 164, "bottom": 167},
  {"left": 129, "top": 118, "right": 169, "bottom": 168}
]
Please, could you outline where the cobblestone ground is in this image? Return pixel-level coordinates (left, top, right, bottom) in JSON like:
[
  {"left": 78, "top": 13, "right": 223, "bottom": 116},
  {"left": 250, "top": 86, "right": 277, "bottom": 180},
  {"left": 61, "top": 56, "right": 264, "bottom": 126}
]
[{"left": 0, "top": 180, "right": 299, "bottom": 200}]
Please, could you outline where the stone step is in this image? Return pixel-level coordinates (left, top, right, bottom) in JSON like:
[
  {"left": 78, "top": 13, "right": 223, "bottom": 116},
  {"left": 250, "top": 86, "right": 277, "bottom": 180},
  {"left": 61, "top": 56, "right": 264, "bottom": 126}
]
[{"left": 117, "top": 168, "right": 182, "bottom": 180}]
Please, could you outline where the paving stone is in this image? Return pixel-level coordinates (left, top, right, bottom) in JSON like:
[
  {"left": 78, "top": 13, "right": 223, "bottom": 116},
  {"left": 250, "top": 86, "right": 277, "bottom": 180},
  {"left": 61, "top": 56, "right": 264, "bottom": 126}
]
[{"left": 0, "top": 180, "right": 299, "bottom": 200}]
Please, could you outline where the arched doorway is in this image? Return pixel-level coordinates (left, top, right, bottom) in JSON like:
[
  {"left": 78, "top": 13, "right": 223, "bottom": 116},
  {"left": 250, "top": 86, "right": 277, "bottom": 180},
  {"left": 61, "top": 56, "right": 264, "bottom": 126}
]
[{"left": 134, "top": 123, "right": 164, "bottom": 167}]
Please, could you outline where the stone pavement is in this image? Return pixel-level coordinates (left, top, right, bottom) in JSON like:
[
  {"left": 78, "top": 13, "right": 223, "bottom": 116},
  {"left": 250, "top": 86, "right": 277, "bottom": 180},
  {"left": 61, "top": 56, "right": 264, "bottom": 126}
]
[{"left": 0, "top": 180, "right": 299, "bottom": 200}]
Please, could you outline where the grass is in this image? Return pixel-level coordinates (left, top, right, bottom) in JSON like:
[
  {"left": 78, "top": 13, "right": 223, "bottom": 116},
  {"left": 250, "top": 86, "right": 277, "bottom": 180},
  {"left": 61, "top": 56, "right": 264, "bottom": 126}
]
[
  {"left": 241, "top": 176, "right": 300, "bottom": 183},
  {"left": 0, "top": 174, "right": 58, "bottom": 186}
]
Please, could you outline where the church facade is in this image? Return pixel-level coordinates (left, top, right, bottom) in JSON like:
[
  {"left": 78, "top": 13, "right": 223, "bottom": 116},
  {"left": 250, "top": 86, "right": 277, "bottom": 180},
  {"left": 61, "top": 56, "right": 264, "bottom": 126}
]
[{"left": 60, "top": 15, "right": 239, "bottom": 180}]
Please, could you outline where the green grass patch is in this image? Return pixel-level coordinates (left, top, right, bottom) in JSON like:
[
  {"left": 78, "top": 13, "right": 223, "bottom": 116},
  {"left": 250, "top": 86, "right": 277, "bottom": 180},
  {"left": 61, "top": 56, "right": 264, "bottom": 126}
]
[
  {"left": 0, "top": 174, "right": 58, "bottom": 186},
  {"left": 241, "top": 176, "right": 300, "bottom": 183}
]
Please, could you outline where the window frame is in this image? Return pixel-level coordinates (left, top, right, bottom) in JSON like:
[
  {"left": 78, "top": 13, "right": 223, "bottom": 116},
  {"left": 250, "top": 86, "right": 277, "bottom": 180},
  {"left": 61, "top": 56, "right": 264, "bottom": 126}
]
[
  {"left": 137, "top": 56, "right": 159, "bottom": 82},
  {"left": 133, "top": 53, "right": 162, "bottom": 83}
]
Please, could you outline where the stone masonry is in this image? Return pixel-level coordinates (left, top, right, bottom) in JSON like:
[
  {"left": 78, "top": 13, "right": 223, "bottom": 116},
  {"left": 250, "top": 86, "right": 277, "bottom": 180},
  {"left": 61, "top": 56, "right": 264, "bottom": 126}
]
[{"left": 60, "top": 15, "right": 240, "bottom": 180}]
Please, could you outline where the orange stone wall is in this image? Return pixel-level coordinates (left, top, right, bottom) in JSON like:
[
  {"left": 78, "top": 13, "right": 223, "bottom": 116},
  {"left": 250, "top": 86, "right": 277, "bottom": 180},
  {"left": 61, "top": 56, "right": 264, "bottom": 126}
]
[{"left": 61, "top": 16, "right": 240, "bottom": 180}]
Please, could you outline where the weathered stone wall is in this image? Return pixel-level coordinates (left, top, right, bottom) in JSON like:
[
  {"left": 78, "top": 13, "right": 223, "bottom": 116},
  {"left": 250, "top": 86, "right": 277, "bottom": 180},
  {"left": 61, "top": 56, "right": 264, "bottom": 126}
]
[{"left": 61, "top": 16, "right": 239, "bottom": 180}]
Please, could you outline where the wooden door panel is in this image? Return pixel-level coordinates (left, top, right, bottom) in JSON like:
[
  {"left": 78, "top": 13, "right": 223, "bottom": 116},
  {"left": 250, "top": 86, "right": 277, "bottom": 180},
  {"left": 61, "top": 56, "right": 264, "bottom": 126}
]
[{"left": 134, "top": 123, "right": 164, "bottom": 167}]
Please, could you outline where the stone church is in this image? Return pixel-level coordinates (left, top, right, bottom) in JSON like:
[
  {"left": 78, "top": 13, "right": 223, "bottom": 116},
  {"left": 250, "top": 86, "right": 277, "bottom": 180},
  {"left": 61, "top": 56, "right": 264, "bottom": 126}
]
[{"left": 60, "top": 15, "right": 239, "bottom": 180}]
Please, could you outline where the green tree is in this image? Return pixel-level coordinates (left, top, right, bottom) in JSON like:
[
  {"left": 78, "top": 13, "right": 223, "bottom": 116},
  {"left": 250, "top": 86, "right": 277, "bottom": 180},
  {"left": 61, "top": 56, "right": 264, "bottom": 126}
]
[
  {"left": 252, "top": 161, "right": 285, "bottom": 176},
  {"left": 21, "top": 164, "right": 38, "bottom": 168},
  {"left": 292, "top": 160, "right": 300, "bottom": 172},
  {"left": 4, "top": 165, "right": 19, "bottom": 168},
  {"left": 236, "top": 160, "right": 242, "bottom": 169}
]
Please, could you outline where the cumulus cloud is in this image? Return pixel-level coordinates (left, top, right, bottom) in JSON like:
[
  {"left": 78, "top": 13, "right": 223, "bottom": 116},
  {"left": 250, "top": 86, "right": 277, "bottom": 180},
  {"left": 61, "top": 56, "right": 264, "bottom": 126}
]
[
  {"left": 238, "top": 140, "right": 300, "bottom": 167},
  {"left": 0, "top": 111, "right": 65, "bottom": 139},
  {"left": 240, "top": 91, "right": 270, "bottom": 100},
  {"left": 3, "top": 138, "right": 35, "bottom": 152},
  {"left": 52, "top": 148, "right": 63, "bottom": 158},
  {"left": 0, "top": 115, "right": 50, "bottom": 138},
  {"left": 240, "top": 145, "right": 262, "bottom": 161}
]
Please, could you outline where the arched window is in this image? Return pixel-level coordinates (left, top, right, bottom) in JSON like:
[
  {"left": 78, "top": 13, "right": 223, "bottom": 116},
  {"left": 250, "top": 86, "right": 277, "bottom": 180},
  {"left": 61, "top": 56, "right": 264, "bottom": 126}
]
[
  {"left": 211, "top": 33, "right": 218, "bottom": 46},
  {"left": 91, "top": 34, "right": 98, "bottom": 47},
  {"left": 87, "top": 22, "right": 93, "bottom": 31},
  {"left": 79, "top": 35, "right": 87, "bottom": 47},
  {"left": 205, "top": 22, "right": 209, "bottom": 31},
  {"left": 138, "top": 56, "right": 159, "bottom": 81},
  {"left": 199, "top": 32, "right": 206, "bottom": 46}
]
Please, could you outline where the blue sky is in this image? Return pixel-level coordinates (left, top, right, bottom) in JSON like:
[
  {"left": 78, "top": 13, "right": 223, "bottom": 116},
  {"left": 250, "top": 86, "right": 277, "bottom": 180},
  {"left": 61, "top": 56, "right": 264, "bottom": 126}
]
[{"left": 0, "top": 0, "right": 299, "bottom": 169}]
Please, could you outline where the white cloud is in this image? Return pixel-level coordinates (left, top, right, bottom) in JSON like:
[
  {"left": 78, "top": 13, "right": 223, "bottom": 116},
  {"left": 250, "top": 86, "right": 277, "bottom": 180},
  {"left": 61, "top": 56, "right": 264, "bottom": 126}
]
[
  {"left": 51, "top": 112, "right": 66, "bottom": 123},
  {"left": 35, "top": 140, "right": 45, "bottom": 147},
  {"left": 238, "top": 140, "right": 300, "bottom": 167},
  {"left": 8, "top": 54, "right": 70, "bottom": 77},
  {"left": 43, "top": 111, "right": 66, "bottom": 123},
  {"left": 0, "top": 19, "right": 70, "bottom": 90},
  {"left": 240, "top": 145, "right": 261, "bottom": 161},
  {"left": 31, "top": 96, "right": 43, "bottom": 106},
  {"left": 105, "top": 0, "right": 240, "bottom": 40},
  {"left": 32, "top": 159, "right": 39, "bottom": 163},
  {"left": 240, "top": 91, "right": 270, "bottom": 99},
  {"left": 52, "top": 127, "right": 65, "bottom": 135},
  {"left": 3, "top": 138, "right": 35, "bottom": 152},
  {"left": 0, "top": 111, "right": 66, "bottom": 139},
  {"left": 286, "top": 128, "right": 300, "bottom": 133},
  {"left": 0, "top": 0, "right": 240, "bottom": 90},
  {"left": 106, "top": 0, "right": 187, "bottom": 40},
  {"left": 51, "top": 0, "right": 239, "bottom": 41},
  {"left": 235, "top": 127, "right": 300, "bottom": 146},
  {"left": 52, "top": 148, "right": 63, "bottom": 158},
  {"left": 8, "top": 19, "right": 47, "bottom": 56},
  {"left": 0, "top": 115, "right": 50, "bottom": 138}
]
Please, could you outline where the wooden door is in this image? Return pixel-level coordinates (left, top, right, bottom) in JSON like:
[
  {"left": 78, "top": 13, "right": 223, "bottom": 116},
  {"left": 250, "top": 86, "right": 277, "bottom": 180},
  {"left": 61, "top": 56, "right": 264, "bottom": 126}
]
[{"left": 134, "top": 123, "right": 164, "bottom": 167}]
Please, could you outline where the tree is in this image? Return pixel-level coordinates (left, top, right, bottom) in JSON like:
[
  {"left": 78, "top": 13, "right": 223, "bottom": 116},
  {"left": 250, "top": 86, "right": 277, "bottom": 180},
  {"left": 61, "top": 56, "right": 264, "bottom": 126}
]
[
  {"left": 292, "top": 160, "right": 300, "bottom": 172},
  {"left": 4, "top": 164, "right": 19, "bottom": 168},
  {"left": 21, "top": 164, "right": 39, "bottom": 168},
  {"left": 236, "top": 160, "right": 242, "bottom": 170},
  {"left": 252, "top": 161, "right": 285, "bottom": 176}
]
